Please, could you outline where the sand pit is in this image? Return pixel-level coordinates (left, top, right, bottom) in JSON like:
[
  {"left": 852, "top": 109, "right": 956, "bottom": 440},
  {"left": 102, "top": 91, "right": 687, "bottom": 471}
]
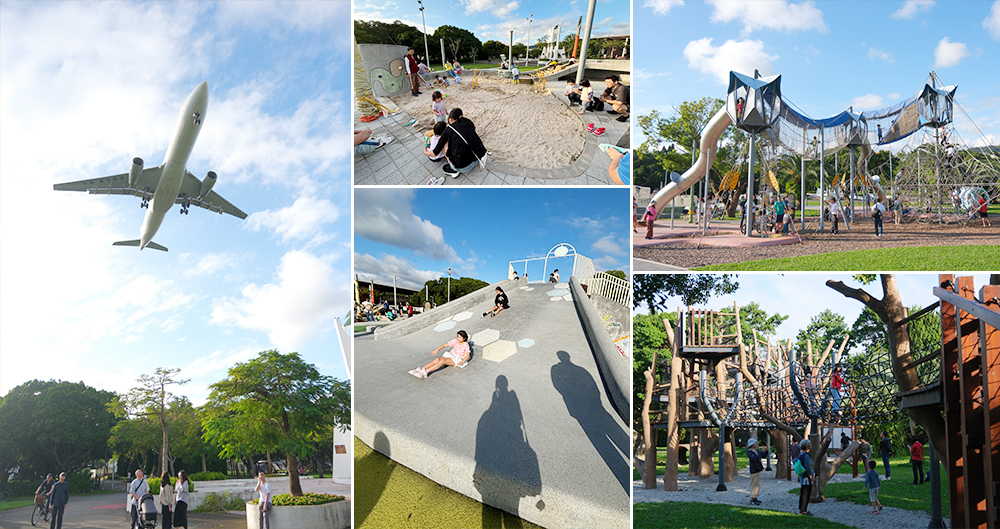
[{"left": 390, "top": 77, "right": 586, "bottom": 169}]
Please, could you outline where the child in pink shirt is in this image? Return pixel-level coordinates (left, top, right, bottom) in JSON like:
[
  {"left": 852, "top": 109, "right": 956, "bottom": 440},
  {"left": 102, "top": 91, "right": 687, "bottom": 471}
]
[{"left": 409, "top": 330, "right": 470, "bottom": 378}]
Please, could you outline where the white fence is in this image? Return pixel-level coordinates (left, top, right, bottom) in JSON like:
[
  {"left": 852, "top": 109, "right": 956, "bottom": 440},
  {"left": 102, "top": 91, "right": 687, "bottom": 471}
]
[{"left": 580, "top": 271, "right": 631, "bottom": 308}]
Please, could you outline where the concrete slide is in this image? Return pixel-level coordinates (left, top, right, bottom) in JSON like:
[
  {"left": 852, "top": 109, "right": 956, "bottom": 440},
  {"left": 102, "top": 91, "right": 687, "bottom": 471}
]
[
  {"left": 355, "top": 281, "right": 630, "bottom": 529},
  {"left": 648, "top": 106, "right": 733, "bottom": 213}
]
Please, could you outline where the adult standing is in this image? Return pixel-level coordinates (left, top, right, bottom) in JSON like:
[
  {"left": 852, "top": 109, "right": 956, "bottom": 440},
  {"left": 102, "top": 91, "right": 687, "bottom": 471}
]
[
  {"left": 774, "top": 195, "right": 785, "bottom": 235},
  {"left": 879, "top": 431, "right": 892, "bottom": 480},
  {"left": 747, "top": 439, "right": 763, "bottom": 506},
  {"left": 404, "top": 47, "right": 421, "bottom": 97},
  {"left": 872, "top": 197, "right": 887, "bottom": 237},
  {"left": 433, "top": 108, "right": 487, "bottom": 178},
  {"left": 828, "top": 198, "right": 841, "bottom": 234},
  {"left": 859, "top": 438, "right": 873, "bottom": 471},
  {"left": 255, "top": 472, "right": 272, "bottom": 529},
  {"left": 909, "top": 435, "right": 924, "bottom": 485},
  {"left": 797, "top": 439, "right": 815, "bottom": 516},
  {"left": 158, "top": 471, "right": 173, "bottom": 529},
  {"left": 49, "top": 472, "right": 69, "bottom": 529},
  {"left": 173, "top": 470, "right": 190, "bottom": 529},
  {"left": 129, "top": 469, "right": 149, "bottom": 529}
]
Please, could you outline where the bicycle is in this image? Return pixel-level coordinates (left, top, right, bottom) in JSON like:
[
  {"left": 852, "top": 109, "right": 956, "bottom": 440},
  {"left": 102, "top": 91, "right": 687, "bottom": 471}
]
[
  {"left": 31, "top": 494, "right": 51, "bottom": 526},
  {"left": 0, "top": 489, "right": 9, "bottom": 501}
]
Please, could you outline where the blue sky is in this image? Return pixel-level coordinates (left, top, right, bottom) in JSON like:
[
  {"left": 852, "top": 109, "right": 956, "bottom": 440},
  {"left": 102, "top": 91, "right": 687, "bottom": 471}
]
[
  {"left": 354, "top": 188, "right": 631, "bottom": 291},
  {"left": 0, "top": 2, "right": 352, "bottom": 402},
  {"left": 634, "top": 0, "right": 1000, "bottom": 149},
  {"left": 354, "top": 0, "right": 631, "bottom": 49},
  {"left": 634, "top": 273, "right": 995, "bottom": 354}
]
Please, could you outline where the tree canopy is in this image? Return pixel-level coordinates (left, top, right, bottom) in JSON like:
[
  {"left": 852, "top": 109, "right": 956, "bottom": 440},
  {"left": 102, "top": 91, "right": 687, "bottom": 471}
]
[
  {"left": 0, "top": 380, "right": 118, "bottom": 480},
  {"left": 202, "top": 350, "right": 350, "bottom": 496},
  {"left": 794, "top": 309, "right": 851, "bottom": 356},
  {"left": 432, "top": 25, "right": 481, "bottom": 63},
  {"left": 410, "top": 276, "right": 489, "bottom": 307},
  {"left": 633, "top": 274, "right": 739, "bottom": 313}
]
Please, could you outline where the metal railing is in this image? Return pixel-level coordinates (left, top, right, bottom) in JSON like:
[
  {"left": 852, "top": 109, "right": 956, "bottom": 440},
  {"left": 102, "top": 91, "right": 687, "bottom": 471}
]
[{"left": 580, "top": 271, "right": 630, "bottom": 308}]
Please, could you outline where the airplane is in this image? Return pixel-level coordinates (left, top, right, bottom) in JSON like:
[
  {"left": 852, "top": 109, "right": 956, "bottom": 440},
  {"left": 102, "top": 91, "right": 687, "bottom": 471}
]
[{"left": 53, "top": 81, "right": 246, "bottom": 251}]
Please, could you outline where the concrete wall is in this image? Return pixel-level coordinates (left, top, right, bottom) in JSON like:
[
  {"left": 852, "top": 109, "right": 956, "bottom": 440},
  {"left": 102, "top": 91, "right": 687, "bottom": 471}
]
[
  {"left": 374, "top": 280, "right": 513, "bottom": 340},
  {"left": 245, "top": 500, "right": 351, "bottom": 529},
  {"left": 357, "top": 44, "right": 411, "bottom": 97},
  {"left": 569, "top": 276, "right": 630, "bottom": 423}
]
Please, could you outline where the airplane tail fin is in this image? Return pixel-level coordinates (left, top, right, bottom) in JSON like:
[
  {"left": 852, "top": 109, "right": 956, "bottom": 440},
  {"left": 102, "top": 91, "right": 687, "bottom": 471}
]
[{"left": 113, "top": 239, "right": 168, "bottom": 252}]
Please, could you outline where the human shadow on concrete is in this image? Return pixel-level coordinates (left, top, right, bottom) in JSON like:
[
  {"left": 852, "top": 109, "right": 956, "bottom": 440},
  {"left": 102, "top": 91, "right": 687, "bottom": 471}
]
[
  {"left": 474, "top": 375, "right": 543, "bottom": 529},
  {"left": 551, "top": 350, "right": 630, "bottom": 492},
  {"left": 355, "top": 432, "right": 392, "bottom": 528}
]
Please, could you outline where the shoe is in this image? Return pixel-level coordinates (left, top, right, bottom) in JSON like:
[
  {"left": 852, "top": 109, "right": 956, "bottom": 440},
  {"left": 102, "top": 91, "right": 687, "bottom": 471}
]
[
  {"left": 377, "top": 136, "right": 394, "bottom": 148},
  {"left": 586, "top": 123, "right": 595, "bottom": 132},
  {"left": 607, "top": 110, "right": 617, "bottom": 114},
  {"left": 878, "top": 505, "right": 883, "bottom": 511},
  {"left": 616, "top": 115, "right": 628, "bottom": 122},
  {"left": 884, "top": 476, "right": 890, "bottom": 480},
  {"left": 872, "top": 510, "right": 878, "bottom": 514},
  {"left": 594, "top": 127, "right": 606, "bottom": 136},
  {"left": 482, "top": 312, "right": 487, "bottom": 318},
  {"left": 443, "top": 164, "right": 460, "bottom": 178},
  {"left": 409, "top": 369, "right": 421, "bottom": 378}
]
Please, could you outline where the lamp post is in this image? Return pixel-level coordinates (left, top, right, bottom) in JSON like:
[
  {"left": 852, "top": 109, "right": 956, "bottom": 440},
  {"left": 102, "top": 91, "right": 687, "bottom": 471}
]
[
  {"left": 417, "top": 0, "right": 430, "bottom": 68},
  {"left": 447, "top": 267, "right": 451, "bottom": 303},
  {"left": 525, "top": 14, "right": 533, "bottom": 62}
]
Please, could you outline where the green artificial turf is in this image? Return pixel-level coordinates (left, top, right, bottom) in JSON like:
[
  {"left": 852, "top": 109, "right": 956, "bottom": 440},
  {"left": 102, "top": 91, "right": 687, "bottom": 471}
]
[
  {"left": 695, "top": 244, "right": 1000, "bottom": 271},
  {"left": 354, "top": 437, "right": 543, "bottom": 529},
  {"left": 634, "top": 501, "right": 855, "bottom": 529}
]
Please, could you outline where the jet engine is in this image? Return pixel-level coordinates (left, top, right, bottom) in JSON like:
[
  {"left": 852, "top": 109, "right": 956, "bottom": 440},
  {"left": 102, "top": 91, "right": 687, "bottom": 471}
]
[
  {"left": 198, "top": 171, "right": 217, "bottom": 198},
  {"left": 128, "top": 157, "right": 144, "bottom": 187}
]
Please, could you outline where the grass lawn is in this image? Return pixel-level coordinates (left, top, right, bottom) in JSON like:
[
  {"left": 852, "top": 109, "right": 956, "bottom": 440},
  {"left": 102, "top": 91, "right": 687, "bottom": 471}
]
[
  {"left": 0, "top": 498, "right": 37, "bottom": 511},
  {"left": 634, "top": 447, "right": 751, "bottom": 481},
  {"left": 790, "top": 458, "right": 947, "bottom": 516},
  {"left": 695, "top": 244, "right": 1000, "bottom": 271},
  {"left": 634, "top": 501, "right": 855, "bottom": 529},
  {"left": 354, "top": 437, "right": 542, "bottom": 529}
]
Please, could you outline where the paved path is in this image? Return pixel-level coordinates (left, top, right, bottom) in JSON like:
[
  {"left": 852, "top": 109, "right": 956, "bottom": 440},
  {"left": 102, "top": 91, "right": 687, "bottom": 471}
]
[
  {"left": 355, "top": 281, "right": 630, "bottom": 529},
  {"left": 353, "top": 85, "right": 629, "bottom": 185}
]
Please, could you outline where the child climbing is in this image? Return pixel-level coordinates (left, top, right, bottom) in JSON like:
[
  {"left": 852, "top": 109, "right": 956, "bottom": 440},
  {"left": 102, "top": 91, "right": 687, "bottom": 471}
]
[
  {"left": 409, "top": 330, "right": 470, "bottom": 378},
  {"left": 431, "top": 91, "right": 447, "bottom": 123}
]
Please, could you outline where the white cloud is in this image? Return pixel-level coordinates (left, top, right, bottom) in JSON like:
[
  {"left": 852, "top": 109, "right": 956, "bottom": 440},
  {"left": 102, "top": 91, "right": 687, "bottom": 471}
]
[
  {"left": 934, "top": 37, "right": 970, "bottom": 68},
  {"left": 211, "top": 250, "right": 346, "bottom": 351},
  {"left": 354, "top": 253, "right": 444, "bottom": 291},
  {"left": 707, "top": 0, "right": 827, "bottom": 34},
  {"left": 464, "top": 0, "right": 519, "bottom": 17},
  {"left": 683, "top": 38, "right": 779, "bottom": 85},
  {"left": 867, "top": 47, "right": 893, "bottom": 62},
  {"left": 645, "top": 0, "right": 684, "bottom": 15},
  {"left": 593, "top": 255, "right": 622, "bottom": 270},
  {"left": 971, "top": 133, "right": 998, "bottom": 148},
  {"left": 592, "top": 234, "right": 626, "bottom": 255},
  {"left": 891, "top": 0, "right": 934, "bottom": 19},
  {"left": 888, "top": 92, "right": 901, "bottom": 101},
  {"left": 216, "top": 1, "right": 350, "bottom": 31},
  {"left": 985, "top": 1, "right": 1000, "bottom": 40},
  {"left": 246, "top": 196, "right": 340, "bottom": 244},
  {"left": 851, "top": 94, "right": 884, "bottom": 110},
  {"left": 354, "top": 188, "right": 461, "bottom": 262}
]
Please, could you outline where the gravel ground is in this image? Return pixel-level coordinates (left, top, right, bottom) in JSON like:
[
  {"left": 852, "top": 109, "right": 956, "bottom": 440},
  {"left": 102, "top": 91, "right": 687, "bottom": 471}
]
[
  {"left": 633, "top": 470, "right": 932, "bottom": 529},
  {"left": 635, "top": 221, "right": 999, "bottom": 269}
]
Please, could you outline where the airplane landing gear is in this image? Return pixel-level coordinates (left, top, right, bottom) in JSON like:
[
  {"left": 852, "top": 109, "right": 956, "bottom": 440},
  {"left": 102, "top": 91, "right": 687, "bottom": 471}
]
[
  {"left": 140, "top": 196, "right": 150, "bottom": 208},
  {"left": 180, "top": 201, "right": 190, "bottom": 215}
]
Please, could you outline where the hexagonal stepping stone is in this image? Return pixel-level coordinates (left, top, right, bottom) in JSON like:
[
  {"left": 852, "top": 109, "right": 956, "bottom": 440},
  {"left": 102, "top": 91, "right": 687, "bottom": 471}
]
[
  {"left": 472, "top": 328, "right": 500, "bottom": 346},
  {"left": 524, "top": 287, "right": 534, "bottom": 291},
  {"left": 563, "top": 294, "right": 573, "bottom": 301},
  {"left": 438, "top": 317, "right": 453, "bottom": 324},
  {"left": 452, "top": 311, "right": 473, "bottom": 322},
  {"left": 549, "top": 297, "right": 561, "bottom": 302},
  {"left": 483, "top": 340, "right": 518, "bottom": 363},
  {"left": 517, "top": 338, "right": 535, "bottom": 349},
  {"left": 547, "top": 289, "right": 570, "bottom": 297},
  {"left": 434, "top": 320, "right": 457, "bottom": 332},
  {"left": 520, "top": 286, "right": 529, "bottom": 290},
  {"left": 556, "top": 282, "right": 568, "bottom": 288}
]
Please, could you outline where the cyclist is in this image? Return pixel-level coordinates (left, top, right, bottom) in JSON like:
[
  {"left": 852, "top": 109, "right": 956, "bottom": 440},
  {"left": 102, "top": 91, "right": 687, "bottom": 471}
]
[{"left": 35, "top": 473, "right": 55, "bottom": 520}]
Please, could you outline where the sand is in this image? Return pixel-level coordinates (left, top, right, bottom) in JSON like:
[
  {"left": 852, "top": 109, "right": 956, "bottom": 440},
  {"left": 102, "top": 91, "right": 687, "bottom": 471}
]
[{"left": 390, "top": 77, "right": 586, "bottom": 169}]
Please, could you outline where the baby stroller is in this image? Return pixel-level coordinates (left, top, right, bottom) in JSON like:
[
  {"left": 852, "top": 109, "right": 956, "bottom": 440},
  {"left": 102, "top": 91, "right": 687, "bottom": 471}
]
[{"left": 136, "top": 493, "right": 158, "bottom": 528}]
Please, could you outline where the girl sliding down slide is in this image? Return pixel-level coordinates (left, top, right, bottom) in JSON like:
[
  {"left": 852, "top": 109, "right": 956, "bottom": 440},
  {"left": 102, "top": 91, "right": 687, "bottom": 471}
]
[{"left": 409, "top": 331, "right": 470, "bottom": 378}]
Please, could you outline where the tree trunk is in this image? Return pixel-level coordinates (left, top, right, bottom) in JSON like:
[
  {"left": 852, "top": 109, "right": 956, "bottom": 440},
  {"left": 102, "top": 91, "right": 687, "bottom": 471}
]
[
  {"left": 663, "top": 322, "right": 683, "bottom": 491},
  {"left": 287, "top": 453, "right": 303, "bottom": 496},
  {"left": 700, "top": 429, "right": 719, "bottom": 479},
  {"left": 641, "top": 344, "right": 659, "bottom": 489},
  {"left": 201, "top": 455, "right": 207, "bottom": 474},
  {"left": 814, "top": 440, "right": 860, "bottom": 501},
  {"left": 769, "top": 429, "right": 788, "bottom": 479},
  {"left": 689, "top": 430, "right": 700, "bottom": 477}
]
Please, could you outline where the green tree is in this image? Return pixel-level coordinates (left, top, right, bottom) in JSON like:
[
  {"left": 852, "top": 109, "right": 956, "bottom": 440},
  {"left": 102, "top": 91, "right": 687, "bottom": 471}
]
[
  {"left": 604, "top": 270, "right": 627, "bottom": 281},
  {"left": 633, "top": 273, "right": 739, "bottom": 313},
  {"left": 0, "top": 380, "right": 118, "bottom": 480},
  {"left": 202, "top": 351, "right": 350, "bottom": 496},
  {"left": 111, "top": 368, "right": 189, "bottom": 477},
  {"left": 794, "top": 309, "right": 851, "bottom": 357},
  {"left": 735, "top": 301, "right": 788, "bottom": 350},
  {"left": 410, "top": 276, "right": 489, "bottom": 307},
  {"left": 481, "top": 40, "right": 506, "bottom": 61},
  {"left": 432, "top": 25, "right": 481, "bottom": 63}
]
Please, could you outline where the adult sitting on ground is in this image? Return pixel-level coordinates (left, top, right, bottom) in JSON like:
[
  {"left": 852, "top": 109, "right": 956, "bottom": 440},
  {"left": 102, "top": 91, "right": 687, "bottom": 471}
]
[
  {"left": 354, "top": 129, "right": 392, "bottom": 155},
  {"left": 433, "top": 108, "right": 488, "bottom": 178},
  {"left": 600, "top": 75, "right": 630, "bottom": 122}
]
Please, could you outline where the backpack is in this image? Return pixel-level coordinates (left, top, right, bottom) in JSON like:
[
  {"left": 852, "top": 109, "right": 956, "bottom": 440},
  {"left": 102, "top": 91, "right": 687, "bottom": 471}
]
[{"left": 793, "top": 454, "right": 807, "bottom": 476}]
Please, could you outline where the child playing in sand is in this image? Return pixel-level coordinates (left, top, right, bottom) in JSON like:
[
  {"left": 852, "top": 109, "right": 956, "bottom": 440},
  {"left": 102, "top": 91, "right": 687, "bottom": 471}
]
[
  {"left": 578, "top": 79, "right": 594, "bottom": 114},
  {"left": 565, "top": 80, "right": 582, "bottom": 106},
  {"left": 409, "top": 330, "right": 470, "bottom": 378},
  {"left": 431, "top": 91, "right": 447, "bottom": 123},
  {"left": 863, "top": 461, "right": 883, "bottom": 514},
  {"left": 434, "top": 75, "right": 450, "bottom": 87},
  {"left": 423, "top": 121, "right": 447, "bottom": 162}
]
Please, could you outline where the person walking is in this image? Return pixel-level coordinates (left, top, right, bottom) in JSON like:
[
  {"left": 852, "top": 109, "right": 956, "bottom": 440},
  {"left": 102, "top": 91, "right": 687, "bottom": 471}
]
[
  {"left": 173, "top": 470, "right": 189, "bottom": 529},
  {"left": 828, "top": 198, "right": 841, "bottom": 234},
  {"left": 879, "top": 431, "right": 892, "bottom": 480},
  {"left": 158, "top": 471, "right": 173, "bottom": 529},
  {"left": 796, "top": 439, "right": 815, "bottom": 516},
  {"left": 909, "top": 435, "right": 925, "bottom": 485},
  {"left": 872, "top": 197, "right": 887, "bottom": 237},
  {"left": 48, "top": 472, "right": 69, "bottom": 529},
  {"left": 255, "top": 472, "right": 272, "bottom": 529},
  {"left": 747, "top": 439, "right": 764, "bottom": 506},
  {"left": 864, "top": 461, "right": 883, "bottom": 514},
  {"left": 129, "top": 469, "right": 149, "bottom": 529},
  {"left": 978, "top": 195, "right": 992, "bottom": 227}
]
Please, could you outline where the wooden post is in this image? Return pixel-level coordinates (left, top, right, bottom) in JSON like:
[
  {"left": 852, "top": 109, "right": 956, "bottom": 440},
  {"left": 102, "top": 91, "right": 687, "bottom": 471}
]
[
  {"left": 957, "top": 276, "right": 987, "bottom": 529},
  {"left": 663, "top": 315, "right": 683, "bottom": 491},
  {"left": 941, "top": 274, "right": 966, "bottom": 528},
  {"left": 982, "top": 283, "right": 1000, "bottom": 529}
]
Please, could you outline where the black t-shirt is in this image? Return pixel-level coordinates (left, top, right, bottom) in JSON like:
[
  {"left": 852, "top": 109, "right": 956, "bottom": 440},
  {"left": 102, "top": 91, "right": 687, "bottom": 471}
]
[
  {"left": 39, "top": 479, "right": 55, "bottom": 495},
  {"left": 495, "top": 293, "right": 509, "bottom": 308}
]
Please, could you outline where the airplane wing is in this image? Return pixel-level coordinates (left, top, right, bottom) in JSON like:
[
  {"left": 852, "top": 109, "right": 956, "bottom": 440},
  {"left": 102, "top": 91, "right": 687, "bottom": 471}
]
[
  {"left": 176, "top": 171, "right": 248, "bottom": 219},
  {"left": 53, "top": 167, "right": 162, "bottom": 199}
]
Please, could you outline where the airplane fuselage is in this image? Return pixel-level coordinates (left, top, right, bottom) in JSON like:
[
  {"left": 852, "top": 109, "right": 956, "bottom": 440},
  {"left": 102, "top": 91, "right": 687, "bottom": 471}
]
[{"left": 140, "top": 81, "right": 208, "bottom": 249}]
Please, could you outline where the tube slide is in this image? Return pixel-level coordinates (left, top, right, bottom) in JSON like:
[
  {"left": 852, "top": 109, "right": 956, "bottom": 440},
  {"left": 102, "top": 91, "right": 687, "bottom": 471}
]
[{"left": 648, "top": 106, "right": 733, "bottom": 213}]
